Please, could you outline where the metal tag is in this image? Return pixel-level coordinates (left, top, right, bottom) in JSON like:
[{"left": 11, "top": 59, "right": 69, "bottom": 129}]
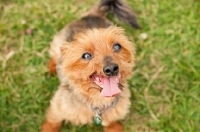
[{"left": 93, "top": 113, "right": 102, "bottom": 125}]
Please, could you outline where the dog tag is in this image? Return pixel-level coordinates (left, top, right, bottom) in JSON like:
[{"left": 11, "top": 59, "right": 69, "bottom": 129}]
[{"left": 94, "top": 113, "right": 102, "bottom": 125}]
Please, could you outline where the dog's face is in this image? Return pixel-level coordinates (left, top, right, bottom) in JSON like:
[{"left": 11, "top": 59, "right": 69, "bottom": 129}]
[{"left": 61, "top": 26, "right": 135, "bottom": 97}]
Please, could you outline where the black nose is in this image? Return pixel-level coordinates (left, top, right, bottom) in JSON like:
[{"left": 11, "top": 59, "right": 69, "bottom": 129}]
[{"left": 103, "top": 63, "right": 119, "bottom": 76}]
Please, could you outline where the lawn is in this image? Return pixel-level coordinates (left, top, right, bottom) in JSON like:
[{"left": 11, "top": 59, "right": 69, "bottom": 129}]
[{"left": 0, "top": 0, "right": 200, "bottom": 131}]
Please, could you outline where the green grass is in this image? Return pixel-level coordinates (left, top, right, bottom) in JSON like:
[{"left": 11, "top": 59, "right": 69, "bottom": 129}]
[{"left": 0, "top": 0, "right": 200, "bottom": 131}]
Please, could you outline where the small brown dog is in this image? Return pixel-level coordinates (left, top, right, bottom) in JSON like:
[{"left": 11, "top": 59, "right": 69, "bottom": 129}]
[{"left": 42, "top": 0, "right": 140, "bottom": 132}]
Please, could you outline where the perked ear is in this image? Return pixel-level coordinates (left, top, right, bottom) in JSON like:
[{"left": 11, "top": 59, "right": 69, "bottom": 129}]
[{"left": 60, "top": 42, "right": 71, "bottom": 56}]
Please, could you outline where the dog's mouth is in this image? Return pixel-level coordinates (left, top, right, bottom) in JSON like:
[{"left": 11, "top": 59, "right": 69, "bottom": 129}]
[{"left": 91, "top": 74, "right": 121, "bottom": 97}]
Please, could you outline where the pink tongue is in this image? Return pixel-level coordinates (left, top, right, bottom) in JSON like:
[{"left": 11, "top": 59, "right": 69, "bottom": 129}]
[
  {"left": 93, "top": 76, "right": 121, "bottom": 97},
  {"left": 100, "top": 77, "right": 121, "bottom": 97}
]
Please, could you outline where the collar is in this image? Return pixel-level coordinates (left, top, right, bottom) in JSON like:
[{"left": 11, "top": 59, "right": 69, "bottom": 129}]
[
  {"left": 90, "top": 96, "right": 119, "bottom": 116},
  {"left": 83, "top": 96, "right": 119, "bottom": 125}
]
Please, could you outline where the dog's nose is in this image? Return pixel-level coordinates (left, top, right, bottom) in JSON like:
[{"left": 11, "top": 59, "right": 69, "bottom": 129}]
[{"left": 103, "top": 63, "right": 119, "bottom": 76}]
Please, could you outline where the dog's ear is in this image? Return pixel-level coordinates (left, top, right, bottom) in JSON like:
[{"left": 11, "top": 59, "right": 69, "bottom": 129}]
[{"left": 60, "top": 42, "right": 72, "bottom": 56}]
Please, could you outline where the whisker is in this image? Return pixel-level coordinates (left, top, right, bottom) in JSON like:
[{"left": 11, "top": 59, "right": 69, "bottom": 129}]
[
  {"left": 88, "top": 87, "right": 103, "bottom": 92},
  {"left": 118, "top": 83, "right": 124, "bottom": 91}
]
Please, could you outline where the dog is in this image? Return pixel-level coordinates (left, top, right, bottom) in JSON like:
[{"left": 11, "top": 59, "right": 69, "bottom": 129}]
[{"left": 42, "top": 0, "right": 140, "bottom": 132}]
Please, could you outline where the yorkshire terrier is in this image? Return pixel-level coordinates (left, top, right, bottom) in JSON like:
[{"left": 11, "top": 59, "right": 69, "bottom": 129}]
[{"left": 42, "top": 0, "right": 140, "bottom": 132}]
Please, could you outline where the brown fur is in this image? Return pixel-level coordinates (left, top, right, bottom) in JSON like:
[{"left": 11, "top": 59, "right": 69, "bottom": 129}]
[
  {"left": 43, "top": 0, "right": 139, "bottom": 131},
  {"left": 48, "top": 59, "right": 56, "bottom": 74},
  {"left": 42, "top": 121, "right": 62, "bottom": 132},
  {"left": 104, "top": 122, "right": 124, "bottom": 132}
]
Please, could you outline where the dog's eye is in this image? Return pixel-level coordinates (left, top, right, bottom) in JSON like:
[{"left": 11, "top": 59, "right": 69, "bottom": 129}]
[
  {"left": 113, "top": 43, "right": 122, "bottom": 52},
  {"left": 82, "top": 53, "right": 93, "bottom": 60}
]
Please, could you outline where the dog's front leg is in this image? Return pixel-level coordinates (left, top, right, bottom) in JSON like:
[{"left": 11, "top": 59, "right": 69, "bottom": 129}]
[
  {"left": 104, "top": 122, "right": 124, "bottom": 132},
  {"left": 42, "top": 120, "right": 62, "bottom": 132},
  {"left": 41, "top": 98, "right": 64, "bottom": 132}
]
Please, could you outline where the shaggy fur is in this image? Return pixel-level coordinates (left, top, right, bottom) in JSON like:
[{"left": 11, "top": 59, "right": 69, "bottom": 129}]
[{"left": 42, "top": 0, "right": 139, "bottom": 131}]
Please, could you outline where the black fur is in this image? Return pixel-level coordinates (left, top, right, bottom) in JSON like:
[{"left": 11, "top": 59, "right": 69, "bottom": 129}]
[{"left": 99, "top": 0, "right": 140, "bottom": 29}]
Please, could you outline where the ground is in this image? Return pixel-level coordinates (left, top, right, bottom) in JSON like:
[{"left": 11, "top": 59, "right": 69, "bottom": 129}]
[{"left": 0, "top": 0, "right": 200, "bottom": 131}]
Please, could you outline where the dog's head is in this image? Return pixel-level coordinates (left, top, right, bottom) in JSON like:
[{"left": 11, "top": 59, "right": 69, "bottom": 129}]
[{"left": 60, "top": 26, "right": 135, "bottom": 97}]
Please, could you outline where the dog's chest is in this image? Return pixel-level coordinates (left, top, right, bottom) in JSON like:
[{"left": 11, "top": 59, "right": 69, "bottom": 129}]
[{"left": 63, "top": 99, "right": 95, "bottom": 125}]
